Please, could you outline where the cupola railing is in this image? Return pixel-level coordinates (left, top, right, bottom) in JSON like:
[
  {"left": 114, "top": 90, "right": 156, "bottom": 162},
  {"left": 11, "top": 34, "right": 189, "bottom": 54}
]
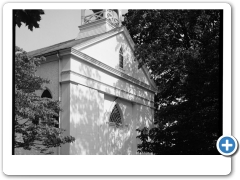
[{"left": 84, "top": 10, "right": 119, "bottom": 26}]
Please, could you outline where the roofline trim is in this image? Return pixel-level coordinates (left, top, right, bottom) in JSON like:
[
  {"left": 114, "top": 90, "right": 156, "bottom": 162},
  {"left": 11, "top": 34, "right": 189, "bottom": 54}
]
[
  {"left": 73, "top": 26, "right": 123, "bottom": 50},
  {"left": 61, "top": 70, "right": 155, "bottom": 107},
  {"left": 30, "top": 46, "right": 157, "bottom": 93},
  {"left": 28, "top": 26, "right": 157, "bottom": 91},
  {"left": 70, "top": 48, "right": 157, "bottom": 93},
  {"left": 74, "top": 26, "right": 157, "bottom": 90}
]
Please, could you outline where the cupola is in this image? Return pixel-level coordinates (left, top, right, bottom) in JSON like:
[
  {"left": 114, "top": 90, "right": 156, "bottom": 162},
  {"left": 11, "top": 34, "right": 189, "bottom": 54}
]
[{"left": 76, "top": 9, "right": 122, "bottom": 40}]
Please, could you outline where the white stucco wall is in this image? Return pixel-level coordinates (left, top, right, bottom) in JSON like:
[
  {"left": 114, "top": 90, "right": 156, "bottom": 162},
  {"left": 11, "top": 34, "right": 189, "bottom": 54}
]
[
  {"left": 80, "top": 33, "right": 150, "bottom": 86},
  {"left": 19, "top": 28, "right": 156, "bottom": 155},
  {"left": 104, "top": 94, "right": 134, "bottom": 154},
  {"left": 61, "top": 55, "right": 154, "bottom": 107},
  {"left": 64, "top": 85, "right": 154, "bottom": 155},
  {"left": 103, "top": 94, "right": 154, "bottom": 155},
  {"left": 36, "top": 58, "right": 59, "bottom": 99},
  {"left": 58, "top": 41, "right": 155, "bottom": 155},
  {"left": 69, "top": 83, "right": 102, "bottom": 155},
  {"left": 134, "top": 103, "right": 154, "bottom": 155}
]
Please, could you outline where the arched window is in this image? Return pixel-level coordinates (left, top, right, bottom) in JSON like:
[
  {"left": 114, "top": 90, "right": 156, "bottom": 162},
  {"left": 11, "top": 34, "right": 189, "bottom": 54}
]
[
  {"left": 109, "top": 104, "right": 122, "bottom": 127},
  {"left": 41, "top": 89, "right": 52, "bottom": 98},
  {"left": 119, "top": 47, "right": 124, "bottom": 69},
  {"left": 41, "top": 89, "right": 59, "bottom": 128}
]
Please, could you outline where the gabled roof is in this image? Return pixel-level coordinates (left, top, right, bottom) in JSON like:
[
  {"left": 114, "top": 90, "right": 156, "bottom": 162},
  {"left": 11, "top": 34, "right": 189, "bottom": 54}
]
[
  {"left": 27, "top": 27, "right": 121, "bottom": 57},
  {"left": 28, "top": 26, "right": 158, "bottom": 92}
]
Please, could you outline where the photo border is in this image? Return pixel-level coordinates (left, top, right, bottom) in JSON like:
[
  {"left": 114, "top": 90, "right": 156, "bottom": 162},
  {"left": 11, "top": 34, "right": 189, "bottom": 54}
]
[{"left": 2, "top": 2, "right": 231, "bottom": 175}]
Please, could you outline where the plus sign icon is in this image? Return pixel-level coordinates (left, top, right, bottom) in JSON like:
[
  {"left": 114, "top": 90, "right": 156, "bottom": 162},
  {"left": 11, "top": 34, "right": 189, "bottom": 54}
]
[{"left": 217, "top": 135, "right": 238, "bottom": 156}]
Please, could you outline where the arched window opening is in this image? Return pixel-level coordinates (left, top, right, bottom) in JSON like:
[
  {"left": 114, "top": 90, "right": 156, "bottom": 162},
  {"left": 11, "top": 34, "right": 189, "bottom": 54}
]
[
  {"left": 119, "top": 47, "right": 124, "bottom": 69},
  {"left": 41, "top": 89, "right": 52, "bottom": 98},
  {"left": 41, "top": 89, "right": 59, "bottom": 128},
  {"left": 109, "top": 104, "right": 122, "bottom": 127}
]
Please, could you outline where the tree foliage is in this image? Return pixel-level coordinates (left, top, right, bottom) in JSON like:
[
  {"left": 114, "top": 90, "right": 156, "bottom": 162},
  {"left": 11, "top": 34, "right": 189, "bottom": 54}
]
[
  {"left": 15, "top": 46, "right": 75, "bottom": 154},
  {"left": 14, "top": 10, "right": 44, "bottom": 31},
  {"left": 123, "top": 10, "right": 221, "bottom": 154}
]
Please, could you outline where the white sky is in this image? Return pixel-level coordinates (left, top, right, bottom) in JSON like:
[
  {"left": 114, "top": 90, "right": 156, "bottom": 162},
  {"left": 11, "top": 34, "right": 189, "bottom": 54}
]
[{"left": 16, "top": 9, "right": 128, "bottom": 52}]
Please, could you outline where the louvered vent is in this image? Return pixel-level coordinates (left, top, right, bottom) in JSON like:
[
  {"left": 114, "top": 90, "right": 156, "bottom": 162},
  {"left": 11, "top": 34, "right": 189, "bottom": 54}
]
[
  {"left": 109, "top": 104, "right": 122, "bottom": 125},
  {"left": 119, "top": 47, "right": 123, "bottom": 69}
]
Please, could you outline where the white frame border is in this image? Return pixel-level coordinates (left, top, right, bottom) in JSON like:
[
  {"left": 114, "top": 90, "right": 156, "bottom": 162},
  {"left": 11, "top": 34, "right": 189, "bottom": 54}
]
[{"left": 3, "top": 3, "right": 232, "bottom": 175}]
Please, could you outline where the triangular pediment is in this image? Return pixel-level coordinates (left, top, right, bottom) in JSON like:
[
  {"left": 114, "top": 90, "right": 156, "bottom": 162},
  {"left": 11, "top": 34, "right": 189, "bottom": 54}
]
[
  {"left": 72, "top": 27, "right": 157, "bottom": 91},
  {"left": 28, "top": 26, "right": 157, "bottom": 92}
]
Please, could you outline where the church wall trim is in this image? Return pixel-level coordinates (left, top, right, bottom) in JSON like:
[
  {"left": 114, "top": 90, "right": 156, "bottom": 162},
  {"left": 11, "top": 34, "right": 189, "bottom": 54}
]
[
  {"left": 74, "top": 26, "right": 135, "bottom": 55},
  {"left": 73, "top": 26, "right": 157, "bottom": 89},
  {"left": 31, "top": 26, "right": 157, "bottom": 92},
  {"left": 60, "top": 70, "right": 154, "bottom": 109},
  {"left": 70, "top": 48, "right": 157, "bottom": 92},
  {"left": 39, "top": 48, "right": 155, "bottom": 108}
]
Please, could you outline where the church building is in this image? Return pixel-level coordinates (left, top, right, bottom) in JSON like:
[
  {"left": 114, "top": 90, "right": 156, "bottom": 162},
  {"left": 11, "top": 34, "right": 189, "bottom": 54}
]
[{"left": 28, "top": 9, "right": 157, "bottom": 155}]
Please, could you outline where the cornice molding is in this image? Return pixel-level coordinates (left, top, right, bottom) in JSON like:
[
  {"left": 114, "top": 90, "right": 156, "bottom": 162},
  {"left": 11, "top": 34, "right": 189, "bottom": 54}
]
[
  {"left": 37, "top": 47, "right": 157, "bottom": 94},
  {"left": 74, "top": 27, "right": 157, "bottom": 90},
  {"left": 70, "top": 48, "right": 157, "bottom": 93},
  {"left": 61, "top": 70, "right": 155, "bottom": 108},
  {"left": 73, "top": 27, "right": 122, "bottom": 50}
]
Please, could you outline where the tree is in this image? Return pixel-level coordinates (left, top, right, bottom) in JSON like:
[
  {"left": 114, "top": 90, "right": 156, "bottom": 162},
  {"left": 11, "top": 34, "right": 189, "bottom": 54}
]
[
  {"left": 123, "top": 10, "right": 221, "bottom": 154},
  {"left": 14, "top": 10, "right": 44, "bottom": 31},
  {"left": 15, "top": 46, "right": 75, "bottom": 154}
]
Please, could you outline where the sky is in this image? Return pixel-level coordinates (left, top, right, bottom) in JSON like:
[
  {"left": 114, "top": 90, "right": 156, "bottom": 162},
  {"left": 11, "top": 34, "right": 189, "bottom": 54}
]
[{"left": 16, "top": 9, "right": 127, "bottom": 52}]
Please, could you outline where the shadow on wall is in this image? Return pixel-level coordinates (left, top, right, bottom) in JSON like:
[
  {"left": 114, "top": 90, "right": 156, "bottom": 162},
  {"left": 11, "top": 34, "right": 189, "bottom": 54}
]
[
  {"left": 69, "top": 52, "right": 154, "bottom": 154},
  {"left": 117, "top": 35, "right": 155, "bottom": 152},
  {"left": 69, "top": 59, "right": 110, "bottom": 155},
  {"left": 69, "top": 31, "right": 155, "bottom": 154},
  {"left": 113, "top": 78, "right": 154, "bottom": 155},
  {"left": 115, "top": 34, "right": 149, "bottom": 84},
  {"left": 103, "top": 94, "right": 134, "bottom": 155},
  {"left": 113, "top": 35, "right": 154, "bottom": 154}
]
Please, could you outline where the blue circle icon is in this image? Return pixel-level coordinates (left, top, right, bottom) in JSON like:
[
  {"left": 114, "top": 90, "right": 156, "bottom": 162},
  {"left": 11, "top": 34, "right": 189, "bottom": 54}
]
[{"left": 217, "top": 135, "right": 238, "bottom": 156}]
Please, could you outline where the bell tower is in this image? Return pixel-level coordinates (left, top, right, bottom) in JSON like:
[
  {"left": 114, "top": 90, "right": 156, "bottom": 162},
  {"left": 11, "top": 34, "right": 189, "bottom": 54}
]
[{"left": 76, "top": 9, "right": 122, "bottom": 40}]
